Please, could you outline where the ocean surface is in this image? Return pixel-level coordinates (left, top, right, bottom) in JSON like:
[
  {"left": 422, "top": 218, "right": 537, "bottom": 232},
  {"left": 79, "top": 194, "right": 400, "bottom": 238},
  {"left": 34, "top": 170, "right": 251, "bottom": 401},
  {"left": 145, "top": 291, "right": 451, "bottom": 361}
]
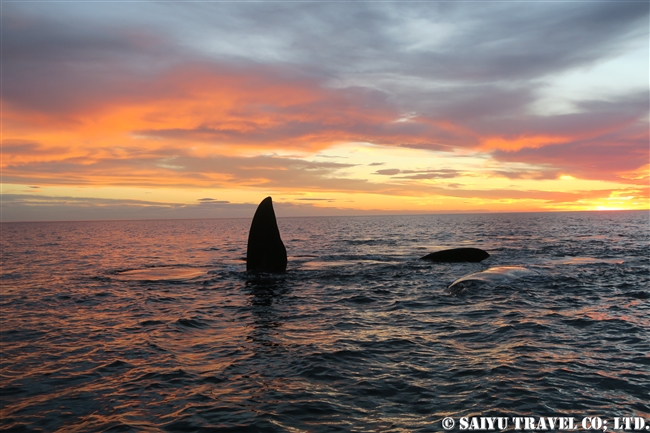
[{"left": 1, "top": 211, "right": 649, "bottom": 432}]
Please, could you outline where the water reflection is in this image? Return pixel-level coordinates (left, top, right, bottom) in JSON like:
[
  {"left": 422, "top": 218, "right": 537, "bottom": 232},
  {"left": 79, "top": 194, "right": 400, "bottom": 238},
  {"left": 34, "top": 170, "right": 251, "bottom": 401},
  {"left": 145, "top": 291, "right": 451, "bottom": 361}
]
[
  {"left": 2, "top": 213, "right": 648, "bottom": 431},
  {"left": 244, "top": 274, "right": 291, "bottom": 348}
]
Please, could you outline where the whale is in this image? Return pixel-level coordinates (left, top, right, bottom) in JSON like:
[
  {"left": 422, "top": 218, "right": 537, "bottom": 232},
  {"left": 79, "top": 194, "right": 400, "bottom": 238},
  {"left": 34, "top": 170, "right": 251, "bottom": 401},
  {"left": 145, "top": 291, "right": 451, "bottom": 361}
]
[
  {"left": 447, "top": 266, "right": 535, "bottom": 295},
  {"left": 246, "top": 197, "right": 287, "bottom": 273},
  {"left": 420, "top": 247, "right": 489, "bottom": 263}
]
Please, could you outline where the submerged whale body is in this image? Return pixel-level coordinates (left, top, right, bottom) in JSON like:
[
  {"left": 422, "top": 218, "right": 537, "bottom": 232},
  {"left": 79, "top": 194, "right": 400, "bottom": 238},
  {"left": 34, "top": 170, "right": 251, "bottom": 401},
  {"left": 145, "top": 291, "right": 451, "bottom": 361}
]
[
  {"left": 420, "top": 247, "right": 489, "bottom": 263},
  {"left": 246, "top": 197, "right": 287, "bottom": 273},
  {"left": 448, "top": 266, "right": 534, "bottom": 295}
]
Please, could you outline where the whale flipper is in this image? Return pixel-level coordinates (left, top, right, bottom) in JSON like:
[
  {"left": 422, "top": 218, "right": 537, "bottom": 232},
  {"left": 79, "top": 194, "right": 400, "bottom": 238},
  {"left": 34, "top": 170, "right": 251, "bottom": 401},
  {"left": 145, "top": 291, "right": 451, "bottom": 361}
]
[
  {"left": 246, "top": 197, "right": 287, "bottom": 273},
  {"left": 420, "top": 247, "right": 489, "bottom": 263}
]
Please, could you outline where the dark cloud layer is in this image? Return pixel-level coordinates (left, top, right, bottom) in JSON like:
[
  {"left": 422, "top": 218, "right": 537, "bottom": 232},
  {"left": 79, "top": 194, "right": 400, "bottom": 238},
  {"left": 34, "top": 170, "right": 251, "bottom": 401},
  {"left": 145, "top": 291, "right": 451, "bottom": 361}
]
[
  {"left": 169, "top": 2, "right": 647, "bottom": 82},
  {"left": 0, "top": 194, "right": 393, "bottom": 221},
  {"left": 5, "top": 2, "right": 647, "bottom": 114}
]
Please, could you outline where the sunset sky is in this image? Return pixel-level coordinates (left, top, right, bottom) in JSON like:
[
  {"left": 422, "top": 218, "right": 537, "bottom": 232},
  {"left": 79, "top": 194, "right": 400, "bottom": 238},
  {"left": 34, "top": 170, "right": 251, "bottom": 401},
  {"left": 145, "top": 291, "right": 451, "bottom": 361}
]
[{"left": 2, "top": 1, "right": 649, "bottom": 221}]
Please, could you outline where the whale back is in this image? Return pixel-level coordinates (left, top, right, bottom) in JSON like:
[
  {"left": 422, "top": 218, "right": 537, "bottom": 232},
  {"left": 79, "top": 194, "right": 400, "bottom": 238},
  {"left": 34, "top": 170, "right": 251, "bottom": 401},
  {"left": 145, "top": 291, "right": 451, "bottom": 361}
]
[
  {"left": 246, "top": 197, "right": 287, "bottom": 273},
  {"left": 420, "top": 247, "right": 489, "bottom": 263}
]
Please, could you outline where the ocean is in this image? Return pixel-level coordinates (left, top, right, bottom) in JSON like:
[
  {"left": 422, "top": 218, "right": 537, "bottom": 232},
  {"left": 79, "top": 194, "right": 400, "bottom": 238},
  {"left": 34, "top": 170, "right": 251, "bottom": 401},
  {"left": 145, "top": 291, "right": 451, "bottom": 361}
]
[{"left": 1, "top": 211, "right": 649, "bottom": 432}]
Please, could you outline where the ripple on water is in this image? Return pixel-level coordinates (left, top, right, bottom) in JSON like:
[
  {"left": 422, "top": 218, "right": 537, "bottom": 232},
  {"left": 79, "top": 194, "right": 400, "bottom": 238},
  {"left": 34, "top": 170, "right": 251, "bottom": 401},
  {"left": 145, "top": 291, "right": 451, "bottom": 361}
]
[
  {"left": 112, "top": 267, "right": 206, "bottom": 281},
  {"left": 1, "top": 212, "right": 648, "bottom": 431}
]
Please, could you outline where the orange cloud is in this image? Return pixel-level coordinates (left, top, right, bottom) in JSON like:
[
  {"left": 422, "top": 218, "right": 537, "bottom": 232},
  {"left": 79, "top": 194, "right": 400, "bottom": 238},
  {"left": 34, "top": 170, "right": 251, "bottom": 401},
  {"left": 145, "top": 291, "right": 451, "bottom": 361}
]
[
  {"left": 3, "top": 55, "right": 647, "bottom": 214},
  {"left": 481, "top": 135, "right": 570, "bottom": 151}
]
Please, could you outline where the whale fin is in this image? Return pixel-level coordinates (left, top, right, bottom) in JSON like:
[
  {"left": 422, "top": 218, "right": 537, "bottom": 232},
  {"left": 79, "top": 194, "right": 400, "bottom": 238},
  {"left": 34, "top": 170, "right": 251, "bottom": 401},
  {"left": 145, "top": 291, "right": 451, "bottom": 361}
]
[
  {"left": 246, "top": 197, "right": 287, "bottom": 273},
  {"left": 420, "top": 247, "right": 489, "bottom": 263}
]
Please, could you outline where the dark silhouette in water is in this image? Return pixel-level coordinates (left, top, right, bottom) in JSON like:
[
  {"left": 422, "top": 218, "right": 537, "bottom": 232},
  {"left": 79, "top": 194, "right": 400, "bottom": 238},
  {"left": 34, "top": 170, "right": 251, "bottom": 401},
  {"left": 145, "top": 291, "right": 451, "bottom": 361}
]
[
  {"left": 246, "top": 197, "right": 287, "bottom": 273},
  {"left": 420, "top": 247, "right": 489, "bottom": 263}
]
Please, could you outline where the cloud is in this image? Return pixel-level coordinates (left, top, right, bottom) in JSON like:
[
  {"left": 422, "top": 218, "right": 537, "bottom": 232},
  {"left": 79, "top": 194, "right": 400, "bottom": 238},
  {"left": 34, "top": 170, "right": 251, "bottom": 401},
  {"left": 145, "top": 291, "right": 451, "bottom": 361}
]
[
  {"left": 374, "top": 168, "right": 463, "bottom": 180},
  {"left": 489, "top": 170, "right": 560, "bottom": 181},
  {"left": 295, "top": 198, "right": 333, "bottom": 201},
  {"left": 0, "top": 194, "right": 251, "bottom": 221},
  {"left": 492, "top": 122, "right": 649, "bottom": 183},
  {"left": 3, "top": 152, "right": 377, "bottom": 192},
  {"left": 167, "top": 2, "right": 647, "bottom": 82},
  {"left": 0, "top": 194, "right": 383, "bottom": 221},
  {"left": 197, "top": 198, "right": 229, "bottom": 204},
  {"left": 4, "top": 147, "right": 633, "bottom": 208},
  {"left": 2, "top": 140, "right": 69, "bottom": 157},
  {"left": 396, "top": 169, "right": 462, "bottom": 180},
  {"left": 476, "top": 92, "right": 648, "bottom": 145},
  {"left": 2, "top": 1, "right": 648, "bottom": 217},
  {"left": 374, "top": 169, "right": 401, "bottom": 176}
]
